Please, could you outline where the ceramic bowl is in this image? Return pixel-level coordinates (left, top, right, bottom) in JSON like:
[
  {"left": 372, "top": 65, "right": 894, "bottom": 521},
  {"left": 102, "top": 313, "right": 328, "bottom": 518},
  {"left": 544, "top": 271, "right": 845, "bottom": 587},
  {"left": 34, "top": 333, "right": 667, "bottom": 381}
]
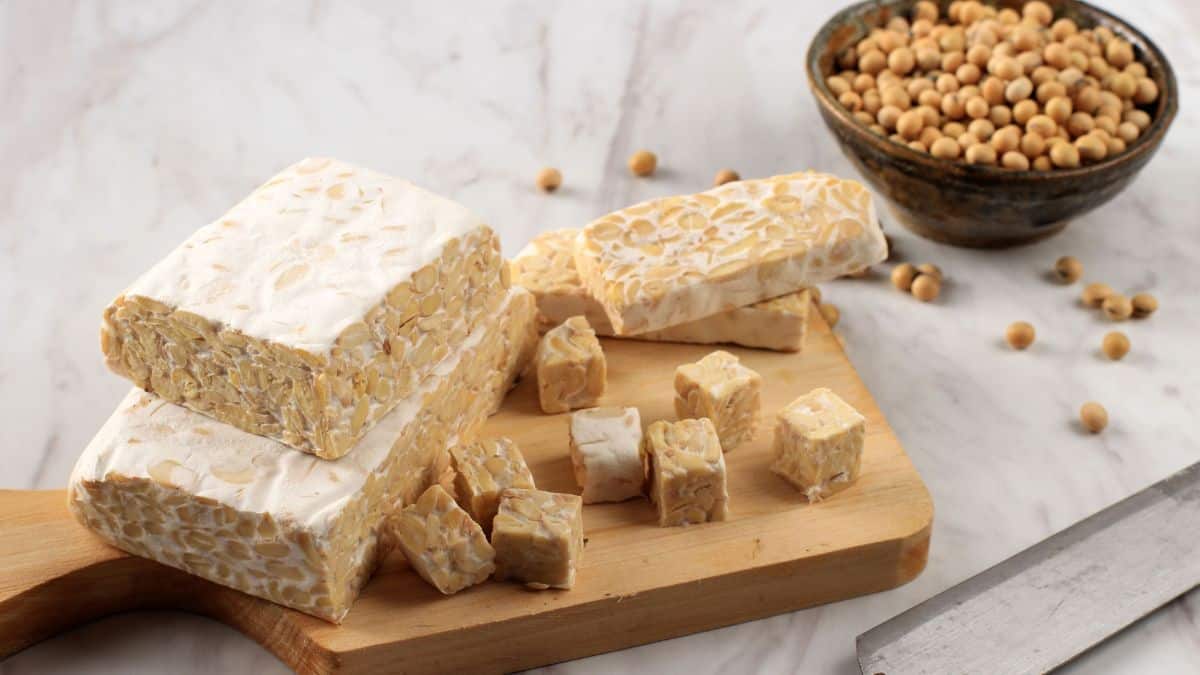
[{"left": 806, "top": 0, "right": 1178, "bottom": 247}]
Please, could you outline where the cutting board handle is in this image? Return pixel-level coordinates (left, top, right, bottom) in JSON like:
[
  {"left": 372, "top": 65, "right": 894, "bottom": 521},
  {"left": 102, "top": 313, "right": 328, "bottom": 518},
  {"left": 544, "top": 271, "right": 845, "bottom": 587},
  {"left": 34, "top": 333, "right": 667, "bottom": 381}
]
[
  {"left": 1, "top": 489, "right": 333, "bottom": 671},
  {"left": 0, "top": 490, "right": 271, "bottom": 658},
  {"left": 1, "top": 489, "right": 161, "bottom": 656}
]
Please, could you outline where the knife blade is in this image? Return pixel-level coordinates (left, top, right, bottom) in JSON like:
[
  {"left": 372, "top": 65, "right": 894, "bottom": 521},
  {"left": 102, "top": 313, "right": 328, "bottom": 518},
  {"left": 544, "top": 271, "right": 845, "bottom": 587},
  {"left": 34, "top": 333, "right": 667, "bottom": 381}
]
[{"left": 858, "top": 461, "right": 1200, "bottom": 675}]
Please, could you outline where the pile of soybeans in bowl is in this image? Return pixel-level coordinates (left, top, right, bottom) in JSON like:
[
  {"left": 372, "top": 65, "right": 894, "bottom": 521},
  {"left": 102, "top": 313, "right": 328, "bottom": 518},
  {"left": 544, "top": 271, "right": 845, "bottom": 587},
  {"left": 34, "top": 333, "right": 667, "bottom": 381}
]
[{"left": 826, "top": 0, "right": 1159, "bottom": 170}]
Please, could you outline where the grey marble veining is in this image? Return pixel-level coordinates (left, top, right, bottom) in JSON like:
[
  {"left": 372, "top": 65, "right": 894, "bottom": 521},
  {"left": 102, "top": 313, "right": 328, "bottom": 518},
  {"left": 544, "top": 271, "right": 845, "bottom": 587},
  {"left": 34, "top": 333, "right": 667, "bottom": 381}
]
[{"left": 2, "top": 1, "right": 1198, "bottom": 673}]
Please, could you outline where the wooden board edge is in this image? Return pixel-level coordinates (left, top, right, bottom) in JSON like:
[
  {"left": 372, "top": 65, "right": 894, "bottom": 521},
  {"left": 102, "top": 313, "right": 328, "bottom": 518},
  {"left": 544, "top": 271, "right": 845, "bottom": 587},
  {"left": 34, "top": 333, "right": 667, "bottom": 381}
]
[
  {"left": 325, "top": 504, "right": 933, "bottom": 675},
  {"left": 0, "top": 488, "right": 928, "bottom": 675}
]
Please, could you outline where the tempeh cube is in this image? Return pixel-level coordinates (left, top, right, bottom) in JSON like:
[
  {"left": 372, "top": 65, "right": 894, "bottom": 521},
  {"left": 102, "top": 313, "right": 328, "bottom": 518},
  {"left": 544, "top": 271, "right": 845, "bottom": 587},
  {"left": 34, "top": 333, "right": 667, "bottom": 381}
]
[
  {"left": 645, "top": 419, "right": 729, "bottom": 527},
  {"left": 568, "top": 407, "right": 645, "bottom": 503},
  {"left": 535, "top": 316, "right": 607, "bottom": 414},
  {"left": 771, "top": 388, "right": 866, "bottom": 502},
  {"left": 674, "top": 350, "right": 762, "bottom": 451},
  {"left": 393, "top": 485, "right": 495, "bottom": 595},
  {"left": 450, "top": 437, "right": 536, "bottom": 533},
  {"left": 491, "top": 488, "right": 584, "bottom": 590},
  {"left": 100, "top": 157, "right": 509, "bottom": 459},
  {"left": 510, "top": 228, "right": 813, "bottom": 352},
  {"left": 573, "top": 171, "right": 886, "bottom": 335},
  {"left": 68, "top": 287, "right": 537, "bottom": 623}
]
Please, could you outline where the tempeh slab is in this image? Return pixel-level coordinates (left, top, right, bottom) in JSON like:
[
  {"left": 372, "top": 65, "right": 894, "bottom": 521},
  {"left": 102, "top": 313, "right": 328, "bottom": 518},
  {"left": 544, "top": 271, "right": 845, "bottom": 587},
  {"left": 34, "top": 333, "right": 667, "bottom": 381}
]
[
  {"left": 573, "top": 172, "right": 886, "bottom": 335},
  {"left": 511, "top": 228, "right": 813, "bottom": 352},
  {"left": 101, "top": 157, "right": 508, "bottom": 459}
]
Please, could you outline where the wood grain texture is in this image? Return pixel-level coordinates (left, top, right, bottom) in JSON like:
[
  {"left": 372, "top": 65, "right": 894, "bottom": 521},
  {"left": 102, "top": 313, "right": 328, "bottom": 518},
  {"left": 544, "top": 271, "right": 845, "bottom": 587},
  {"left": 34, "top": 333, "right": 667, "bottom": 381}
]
[{"left": 0, "top": 311, "right": 932, "bottom": 674}]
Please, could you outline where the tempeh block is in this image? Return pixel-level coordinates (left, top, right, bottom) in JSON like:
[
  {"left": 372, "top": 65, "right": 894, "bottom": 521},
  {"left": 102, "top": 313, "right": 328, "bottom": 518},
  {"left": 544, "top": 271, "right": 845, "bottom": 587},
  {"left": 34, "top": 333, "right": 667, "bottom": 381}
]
[
  {"left": 645, "top": 418, "right": 729, "bottom": 527},
  {"left": 393, "top": 485, "right": 495, "bottom": 595},
  {"left": 674, "top": 350, "right": 762, "bottom": 452},
  {"left": 100, "top": 157, "right": 509, "bottom": 459},
  {"left": 535, "top": 316, "right": 606, "bottom": 414},
  {"left": 573, "top": 172, "right": 886, "bottom": 335},
  {"left": 510, "top": 228, "right": 812, "bottom": 352},
  {"left": 451, "top": 437, "right": 536, "bottom": 533},
  {"left": 491, "top": 488, "right": 584, "bottom": 590},
  {"left": 69, "top": 288, "right": 537, "bottom": 622}
]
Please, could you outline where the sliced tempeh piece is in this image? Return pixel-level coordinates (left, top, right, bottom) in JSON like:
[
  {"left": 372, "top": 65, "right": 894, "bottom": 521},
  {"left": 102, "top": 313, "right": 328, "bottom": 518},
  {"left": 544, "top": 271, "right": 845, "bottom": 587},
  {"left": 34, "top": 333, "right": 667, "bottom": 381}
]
[
  {"left": 535, "top": 316, "right": 607, "bottom": 414},
  {"left": 771, "top": 387, "right": 866, "bottom": 502},
  {"left": 451, "top": 437, "right": 536, "bottom": 533},
  {"left": 492, "top": 488, "right": 585, "bottom": 590},
  {"left": 645, "top": 418, "right": 730, "bottom": 527},
  {"left": 393, "top": 485, "right": 495, "bottom": 595},
  {"left": 568, "top": 406, "right": 645, "bottom": 504},
  {"left": 674, "top": 350, "right": 762, "bottom": 452}
]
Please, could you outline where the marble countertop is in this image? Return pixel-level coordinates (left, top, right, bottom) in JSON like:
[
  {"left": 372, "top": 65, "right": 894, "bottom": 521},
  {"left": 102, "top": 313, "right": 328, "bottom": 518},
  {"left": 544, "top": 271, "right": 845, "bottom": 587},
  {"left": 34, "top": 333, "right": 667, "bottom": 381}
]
[{"left": 3, "top": 1, "right": 1198, "bottom": 673}]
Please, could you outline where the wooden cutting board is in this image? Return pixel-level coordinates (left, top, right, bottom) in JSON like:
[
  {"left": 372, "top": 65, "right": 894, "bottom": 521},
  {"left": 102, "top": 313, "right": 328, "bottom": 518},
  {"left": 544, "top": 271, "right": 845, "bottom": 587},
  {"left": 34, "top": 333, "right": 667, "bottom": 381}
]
[{"left": 0, "top": 311, "right": 932, "bottom": 674}]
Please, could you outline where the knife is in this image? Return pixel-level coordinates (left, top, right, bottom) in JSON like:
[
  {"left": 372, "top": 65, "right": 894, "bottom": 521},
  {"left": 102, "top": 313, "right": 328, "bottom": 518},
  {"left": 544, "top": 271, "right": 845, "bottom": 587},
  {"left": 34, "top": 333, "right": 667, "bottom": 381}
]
[{"left": 858, "top": 461, "right": 1200, "bottom": 674}]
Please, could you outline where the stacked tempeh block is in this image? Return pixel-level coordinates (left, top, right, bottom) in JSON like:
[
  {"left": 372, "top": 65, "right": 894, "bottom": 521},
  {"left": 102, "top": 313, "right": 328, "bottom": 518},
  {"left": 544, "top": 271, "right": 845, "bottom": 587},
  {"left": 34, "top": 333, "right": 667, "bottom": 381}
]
[
  {"left": 69, "top": 158, "right": 538, "bottom": 622},
  {"left": 510, "top": 171, "right": 887, "bottom": 354}
]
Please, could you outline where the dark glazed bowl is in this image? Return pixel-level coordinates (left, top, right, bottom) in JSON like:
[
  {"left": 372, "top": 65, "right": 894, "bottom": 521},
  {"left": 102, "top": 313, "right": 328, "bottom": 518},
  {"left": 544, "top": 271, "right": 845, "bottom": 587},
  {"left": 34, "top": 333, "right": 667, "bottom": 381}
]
[{"left": 806, "top": 0, "right": 1178, "bottom": 248}]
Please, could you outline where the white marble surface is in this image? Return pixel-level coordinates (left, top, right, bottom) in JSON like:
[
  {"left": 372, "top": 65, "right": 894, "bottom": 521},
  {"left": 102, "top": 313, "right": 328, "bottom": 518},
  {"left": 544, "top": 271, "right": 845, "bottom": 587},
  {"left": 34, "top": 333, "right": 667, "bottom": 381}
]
[{"left": 2, "top": 0, "right": 1198, "bottom": 673}]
